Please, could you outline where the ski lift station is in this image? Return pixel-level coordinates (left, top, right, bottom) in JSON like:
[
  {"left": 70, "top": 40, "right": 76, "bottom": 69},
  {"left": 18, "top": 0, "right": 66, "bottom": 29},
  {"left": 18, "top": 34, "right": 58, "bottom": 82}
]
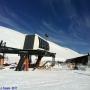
[
  {"left": 0, "top": 26, "right": 89, "bottom": 71},
  {"left": 0, "top": 34, "right": 55, "bottom": 71}
]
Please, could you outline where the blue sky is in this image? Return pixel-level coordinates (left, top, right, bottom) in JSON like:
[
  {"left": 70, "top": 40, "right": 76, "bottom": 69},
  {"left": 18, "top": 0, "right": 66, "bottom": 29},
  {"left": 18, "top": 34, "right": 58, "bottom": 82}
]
[{"left": 0, "top": 0, "right": 90, "bottom": 53}]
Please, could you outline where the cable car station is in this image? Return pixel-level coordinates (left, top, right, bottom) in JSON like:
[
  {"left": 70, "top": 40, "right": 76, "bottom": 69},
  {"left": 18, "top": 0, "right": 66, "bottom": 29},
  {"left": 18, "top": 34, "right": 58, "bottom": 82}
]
[{"left": 0, "top": 35, "right": 56, "bottom": 71}]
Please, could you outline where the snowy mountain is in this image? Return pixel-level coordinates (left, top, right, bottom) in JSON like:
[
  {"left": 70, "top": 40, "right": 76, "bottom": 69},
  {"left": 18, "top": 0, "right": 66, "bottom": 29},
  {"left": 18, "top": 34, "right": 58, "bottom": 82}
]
[
  {"left": 48, "top": 41, "right": 82, "bottom": 61},
  {"left": 0, "top": 26, "right": 25, "bottom": 49},
  {"left": 0, "top": 26, "right": 82, "bottom": 63},
  {"left": 0, "top": 26, "right": 25, "bottom": 63}
]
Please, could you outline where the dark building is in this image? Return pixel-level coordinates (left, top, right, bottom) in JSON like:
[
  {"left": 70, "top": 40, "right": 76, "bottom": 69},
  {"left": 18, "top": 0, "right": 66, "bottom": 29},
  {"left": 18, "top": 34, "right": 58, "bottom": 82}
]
[
  {"left": 65, "top": 55, "right": 90, "bottom": 70},
  {"left": 23, "top": 34, "right": 49, "bottom": 51},
  {"left": 66, "top": 55, "right": 90, "bottom": 65}
]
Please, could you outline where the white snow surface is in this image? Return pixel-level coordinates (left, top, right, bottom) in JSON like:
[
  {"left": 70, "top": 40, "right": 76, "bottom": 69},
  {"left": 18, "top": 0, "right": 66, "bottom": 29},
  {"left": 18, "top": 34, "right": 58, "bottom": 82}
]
[
  {"left": 0, "top": 26, "right": 25, "bottom": 49},
  {"left": 48, "top": 41, "right": 82, "bottom": 61},
  {"left": 0, "top": 26, "right": 82, "bottom": 63},
  {"left": 0, "top": 69, "right": 90, "bottom": 90}
]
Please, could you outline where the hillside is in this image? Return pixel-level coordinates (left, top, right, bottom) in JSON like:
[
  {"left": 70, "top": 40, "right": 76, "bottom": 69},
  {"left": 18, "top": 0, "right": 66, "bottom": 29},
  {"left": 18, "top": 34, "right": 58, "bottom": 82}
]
[
  {"left": 0, "top": 26, "right": 82, "bottom": 63},
  {"left": 0, "top": 26, "right": 25, "bottom": 49}
]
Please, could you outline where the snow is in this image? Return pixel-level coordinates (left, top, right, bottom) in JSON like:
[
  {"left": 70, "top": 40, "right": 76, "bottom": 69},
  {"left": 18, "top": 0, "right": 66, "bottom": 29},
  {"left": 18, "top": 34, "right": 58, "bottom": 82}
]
[
  {"left": 48, "top": 41, "right": 82, "bottom": 61},
  {"left": 0, "top": 26, "right": 25, "bottom": 49},
  {"left": 0, "top": 69, "right": 90, "bottom": 90}
]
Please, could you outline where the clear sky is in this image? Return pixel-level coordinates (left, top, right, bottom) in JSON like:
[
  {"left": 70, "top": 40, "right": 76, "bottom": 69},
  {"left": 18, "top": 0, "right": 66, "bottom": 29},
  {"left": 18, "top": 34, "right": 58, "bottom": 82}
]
[{"left": 0, "top": 0, "right": 90, "bottom": 53}]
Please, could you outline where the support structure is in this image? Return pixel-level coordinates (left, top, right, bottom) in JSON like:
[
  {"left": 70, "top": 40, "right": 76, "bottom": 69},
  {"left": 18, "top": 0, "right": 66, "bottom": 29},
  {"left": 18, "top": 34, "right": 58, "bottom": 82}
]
[
  {"left": 15, "top": 54, "right": 30, "bottom": 71},
  {"left": 51, "top": 55, "right": 55, "bottom": 66},
  {"left": 0, "top": 45, "right": 56, "bottom": 71},
  {"left": 23, "top": 55, "right": 29, "bottom": 71},
  {"left": 35, "top": 56, "right": 43, "bottom": 68}
]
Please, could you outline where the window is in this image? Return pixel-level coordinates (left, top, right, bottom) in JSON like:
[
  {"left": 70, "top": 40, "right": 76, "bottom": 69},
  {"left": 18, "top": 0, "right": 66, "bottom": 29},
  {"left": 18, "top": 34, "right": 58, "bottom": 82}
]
[{"left": 39, "top": 37, "right": 49, "bottom": 50}]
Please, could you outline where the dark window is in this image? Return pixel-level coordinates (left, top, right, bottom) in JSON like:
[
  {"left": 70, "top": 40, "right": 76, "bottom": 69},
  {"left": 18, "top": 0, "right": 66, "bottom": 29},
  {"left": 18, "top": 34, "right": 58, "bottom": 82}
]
[
  {"left": 39, "top": 37, "right": 49, "bottom": 50},
  {"left": 23, "top": 35, "right": 35, "bottom": 49}
]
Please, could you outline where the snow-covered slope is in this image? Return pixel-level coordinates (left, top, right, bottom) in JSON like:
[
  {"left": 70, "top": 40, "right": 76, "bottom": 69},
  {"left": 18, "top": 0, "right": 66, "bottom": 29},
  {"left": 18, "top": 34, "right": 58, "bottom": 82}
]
[
  {"left": 48, "top": 41, "right": 82, "bottom": 61},
  {"left": 0, "top": 69, "right": 90, "bottom": 90},
  {"left": 0, "top": 26, "right": 25, "bottom": 49},
  {"left": 0, "top": 26, "right": 25, "bottom": 63},
  {"left": 0, "top": 26, "right": 82, "bottom": 63}
]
